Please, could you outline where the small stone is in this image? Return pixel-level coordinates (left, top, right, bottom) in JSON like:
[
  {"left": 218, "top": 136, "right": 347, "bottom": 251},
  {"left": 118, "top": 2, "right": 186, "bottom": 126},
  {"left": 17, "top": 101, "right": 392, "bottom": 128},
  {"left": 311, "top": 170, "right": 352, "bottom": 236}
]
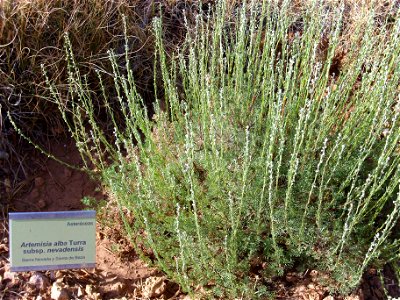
[
  {"left": 51, "top": 282, "right": 70, "bottom": 300},
  {"left": 35, "top": 177, "right": 45, "bottom": 187},
  {"left": 55, "top": 270, "right": 63, "bottom": 279},
  {"left": 85, "top": 284, "right": 94, "bottom": 295},
  {"left": 3, "top": 270, "right": 19, "bottom": 287},
  {"left": 37, "top": 199, "right": 47, "bottom": 209},
  {"left": 77, "top": 286, "right": 85, "bottom": 297},
  {"left": 85, "top": 284, "right": 101, "bottom": 299},
  {"left": 306, "top": 291, "right": 320, "bottom": 300},
  {"left": 29, "top": 272, "right": 50, "bottom": 291},
  {"left": 142, "top": 276, "right": 166, "bottom": 299},
  {"left": 56, "top": 277, "right": 64, "bottom": 283},
  {"left": 0, "top": 243, "right": 9, "bottom": 253},
  {"left": 323, "top": 296, "right": 334, "bottom": 300},
  {"left": 294, "top": 285, "right": 306, "bottom": 293},
  {"left": 4, "top": 270, "right": 16, "bottom": 281},
  {"left": 108, "top": 282, "right": 125, "bottom": 294},
  {"left": 307, "top": 283, "right": 316, "bottom": 289}
]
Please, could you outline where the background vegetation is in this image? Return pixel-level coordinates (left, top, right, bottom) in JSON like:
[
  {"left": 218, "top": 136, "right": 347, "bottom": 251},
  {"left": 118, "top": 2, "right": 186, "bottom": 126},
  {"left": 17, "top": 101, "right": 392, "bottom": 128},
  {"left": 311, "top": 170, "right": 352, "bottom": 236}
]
[{"left": 2, "top": 0, "right": 400, "bottom": 298}]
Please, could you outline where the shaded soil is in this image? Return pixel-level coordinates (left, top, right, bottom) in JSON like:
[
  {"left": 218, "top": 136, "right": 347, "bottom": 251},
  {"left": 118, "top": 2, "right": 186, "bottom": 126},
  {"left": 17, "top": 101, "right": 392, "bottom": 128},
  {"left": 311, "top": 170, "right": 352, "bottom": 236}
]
[
  {"left": 13, "top": 140, "right": 101, "bottom": 212},
  {"left": 0, "top": 140, "right": 399, "bottom": 299}
]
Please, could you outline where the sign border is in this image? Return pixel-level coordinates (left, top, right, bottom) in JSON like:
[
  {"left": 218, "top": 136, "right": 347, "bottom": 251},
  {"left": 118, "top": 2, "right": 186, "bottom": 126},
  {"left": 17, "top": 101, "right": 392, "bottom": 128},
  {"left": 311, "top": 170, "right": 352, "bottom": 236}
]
[
  {"left": 9, "top": 210, "right": 96, "bottom": 220},
  {"left": 11, "top": 262, "right": 96, "bottom": 272},
  {"left": 9, "top": 210, "right": 96, "bottom": 272}
]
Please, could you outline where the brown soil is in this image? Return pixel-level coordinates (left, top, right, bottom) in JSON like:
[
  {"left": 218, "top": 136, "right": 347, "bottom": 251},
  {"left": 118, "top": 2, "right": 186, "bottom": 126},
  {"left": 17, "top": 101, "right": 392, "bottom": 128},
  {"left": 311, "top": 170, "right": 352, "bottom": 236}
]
[
  {"left": 0, "top": 140, "right": 398, "bottom": 299},
  {"left": 0, "top": 140, "right": 177, "bottom": 299}
]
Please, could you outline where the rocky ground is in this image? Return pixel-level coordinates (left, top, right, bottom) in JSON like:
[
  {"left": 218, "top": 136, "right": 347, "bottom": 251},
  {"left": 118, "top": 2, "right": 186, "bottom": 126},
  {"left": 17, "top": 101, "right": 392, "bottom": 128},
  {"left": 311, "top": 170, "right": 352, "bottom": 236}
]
[{"left": 0, "top": 139, "right": 399, "bottom": 299}]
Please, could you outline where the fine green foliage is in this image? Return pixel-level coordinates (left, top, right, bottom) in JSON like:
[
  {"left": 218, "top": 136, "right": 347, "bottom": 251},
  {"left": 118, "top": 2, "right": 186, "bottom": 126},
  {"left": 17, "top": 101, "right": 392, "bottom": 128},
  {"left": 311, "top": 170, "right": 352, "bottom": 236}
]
[{"left": 45, "top": 0, "right": 400, "bottom": 298}]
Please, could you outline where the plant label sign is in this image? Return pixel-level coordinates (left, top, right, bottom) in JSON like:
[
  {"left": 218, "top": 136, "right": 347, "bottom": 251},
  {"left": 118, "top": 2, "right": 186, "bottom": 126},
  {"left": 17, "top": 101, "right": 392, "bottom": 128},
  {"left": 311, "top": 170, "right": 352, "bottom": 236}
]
[{"left": 9, "top": 210, "right": 96, "bottom": 272}]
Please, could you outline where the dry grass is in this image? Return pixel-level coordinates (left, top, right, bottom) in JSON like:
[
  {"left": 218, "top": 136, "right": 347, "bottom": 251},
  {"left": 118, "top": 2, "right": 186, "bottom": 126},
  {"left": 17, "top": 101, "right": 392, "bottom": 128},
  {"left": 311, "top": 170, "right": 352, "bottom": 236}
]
[
  {"left": 0, "top": 0, "right": 195, "bottom": 200},
  {"left": 0, "top": 0, "right": 208, "bottom": 140}
]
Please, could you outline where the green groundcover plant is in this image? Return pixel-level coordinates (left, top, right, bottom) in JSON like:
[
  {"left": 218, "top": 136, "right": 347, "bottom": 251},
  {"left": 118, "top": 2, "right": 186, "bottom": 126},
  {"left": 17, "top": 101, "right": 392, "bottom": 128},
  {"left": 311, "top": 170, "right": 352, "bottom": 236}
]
[{"left": 17, "top": 0, "right": 400, "bottom": 298}]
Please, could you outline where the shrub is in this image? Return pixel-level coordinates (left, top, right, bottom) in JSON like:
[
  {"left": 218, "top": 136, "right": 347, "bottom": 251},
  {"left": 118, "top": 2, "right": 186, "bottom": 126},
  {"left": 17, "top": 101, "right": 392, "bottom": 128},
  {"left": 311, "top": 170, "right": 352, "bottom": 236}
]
[{"left": 36, "top": 0, "right": 400, "bottom": 298}]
